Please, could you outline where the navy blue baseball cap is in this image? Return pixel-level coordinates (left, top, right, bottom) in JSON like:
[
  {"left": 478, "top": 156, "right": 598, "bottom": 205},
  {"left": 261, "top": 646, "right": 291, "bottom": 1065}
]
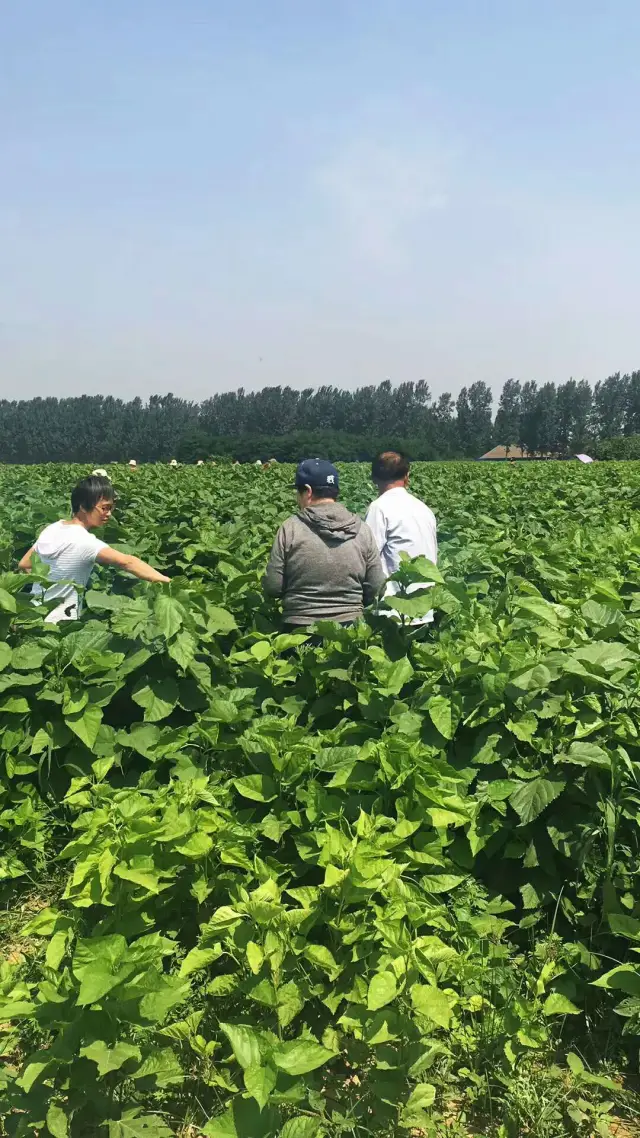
[{"left": 293, "top": 458, "right": 339, "bottom": 492}]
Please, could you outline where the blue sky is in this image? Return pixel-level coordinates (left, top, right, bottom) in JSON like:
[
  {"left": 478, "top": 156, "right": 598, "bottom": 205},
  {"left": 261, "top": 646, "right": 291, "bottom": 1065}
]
[{"left": 2, "top": 0, "right": 639, "bottom": 402}]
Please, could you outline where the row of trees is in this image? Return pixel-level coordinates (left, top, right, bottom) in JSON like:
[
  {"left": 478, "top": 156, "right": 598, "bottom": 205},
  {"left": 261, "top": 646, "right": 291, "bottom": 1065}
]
[{"left": 0, "top": 372, "right": 638, "bottom": 463}]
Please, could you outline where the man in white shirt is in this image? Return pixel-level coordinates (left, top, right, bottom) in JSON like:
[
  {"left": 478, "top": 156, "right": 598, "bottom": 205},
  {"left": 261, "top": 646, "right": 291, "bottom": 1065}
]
[{"left": 365, "top": 451, "right": 438, "bottom": 624}]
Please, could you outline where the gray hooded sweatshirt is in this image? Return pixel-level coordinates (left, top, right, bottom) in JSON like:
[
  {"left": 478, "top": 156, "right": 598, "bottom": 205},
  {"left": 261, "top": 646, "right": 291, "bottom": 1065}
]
[{"left": 263, "top": 503, "right": 386, "bottom": 625}]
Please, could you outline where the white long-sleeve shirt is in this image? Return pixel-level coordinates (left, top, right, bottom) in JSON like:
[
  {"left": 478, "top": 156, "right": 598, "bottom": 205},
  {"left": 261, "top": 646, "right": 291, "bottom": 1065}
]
[{"left": 365, "top": 487, "right": 438, "bottom": 623}]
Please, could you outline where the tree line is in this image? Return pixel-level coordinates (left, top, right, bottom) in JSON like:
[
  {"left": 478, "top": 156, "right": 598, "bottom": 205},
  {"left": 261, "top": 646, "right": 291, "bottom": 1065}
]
[{"left": 0, "top": 371, "right": 639, "bottom": 463}]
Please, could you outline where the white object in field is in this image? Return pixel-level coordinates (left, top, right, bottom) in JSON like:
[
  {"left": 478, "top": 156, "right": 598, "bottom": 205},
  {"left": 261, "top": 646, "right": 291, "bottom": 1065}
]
[
  {"left": 92, "top": 468, "right": 108, "bottom": 476},
  {"left": 196, "top": 459, "right": 204, "bottom": 466},
  {"left": 575, "top": 453, "right": 594, "bottom": 464},
  {"left": 254, "top": 459, "right": 262, "bottom": 466},
  {"left": 129, "top": 459, "right": 137, "bottom": 467},
  {"left": 169, "top": 459, "right": 178, "bottom": 467}
]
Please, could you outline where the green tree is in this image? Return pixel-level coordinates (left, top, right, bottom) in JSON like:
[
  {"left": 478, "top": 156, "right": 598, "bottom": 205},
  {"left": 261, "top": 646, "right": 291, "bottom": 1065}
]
[{"left": 494, "top": 379, "right": 521, "bottom": 451}]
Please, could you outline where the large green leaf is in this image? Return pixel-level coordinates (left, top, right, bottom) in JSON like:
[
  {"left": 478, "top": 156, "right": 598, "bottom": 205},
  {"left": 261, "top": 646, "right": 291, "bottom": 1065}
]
[
  {"left": 272, "top": 1039, "right": 337, "bottom": 1075},
  {"left": 131, "top": 677, "right": 179, "bottom": 722},
  {"left": 410, "top": 984, "right": 453, "bottom": 1028},
  {"left": 107, "top": 1111, "right": 174, "bottom": 1138},
  {"left": 509, "top": 778, "right": 565, "bottom": 825},
  {"left": 233, "top": 774, "right": 278, "bottom": 802},
  {"left": 64, "top": 705, "right": 104, "bottom": 748},
  {"left": 220, "top": 1023, "right": 264, "bottom": 1070},
  {"left": 46, "top": 1104, "right": 69, "bottom": 1138},
  {"left": 80, "top": 1040, "right": 141, "bottom": 1075},
  {"left": 367, "top": 971, "right": 398, "bottom": 1011},
  {"left": 154, "top": 594, "right": 185, "bottom": 639},
  {"left": 244, "top": 1063, "right": 277, "bottom": 1109},
  {"left": 279, "top": 1120, "right": 323, "bottom": 1138}
]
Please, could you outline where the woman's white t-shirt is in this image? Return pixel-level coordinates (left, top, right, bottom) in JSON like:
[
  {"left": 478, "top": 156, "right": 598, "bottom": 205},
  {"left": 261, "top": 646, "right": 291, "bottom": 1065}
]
[{"left": 32, "top": 521, "right": 107, "bottom": 622}]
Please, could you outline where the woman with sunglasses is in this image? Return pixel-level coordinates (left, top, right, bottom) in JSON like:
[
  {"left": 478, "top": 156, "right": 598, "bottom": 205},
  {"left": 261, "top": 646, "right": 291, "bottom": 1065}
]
[{"left": 18, "top": 474, "right": 170, "bottom": 623}]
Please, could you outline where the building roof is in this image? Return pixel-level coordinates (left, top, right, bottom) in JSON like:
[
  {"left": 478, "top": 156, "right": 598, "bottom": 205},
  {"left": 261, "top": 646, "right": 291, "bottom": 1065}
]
[
  {"left": 478, "top": 445, "right": 526, "bottom": 460},
  {"left": 478, "top": 444, "right": 561, "bottom": 460}
]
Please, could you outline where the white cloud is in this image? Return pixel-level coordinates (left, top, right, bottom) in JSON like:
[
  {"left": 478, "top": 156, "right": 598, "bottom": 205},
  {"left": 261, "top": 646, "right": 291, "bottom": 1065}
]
[{"left": 316, "top": 139, "right": 447, "bottom": 266}]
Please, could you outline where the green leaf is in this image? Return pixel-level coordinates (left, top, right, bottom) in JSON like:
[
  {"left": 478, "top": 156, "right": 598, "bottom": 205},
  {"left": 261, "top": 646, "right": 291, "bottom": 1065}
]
[
  {"left": 206, "top": 605, "right": 238, "bottom": 633},
  {"left": 18, "top": 1058, "right": 50, "bottom": 1091},
  {"left": 561, "top": 742, "right": 610, "bottom": 768},
  {"left": 0, "top": 587, "right": 17, "bottom": 612},
  {"left": 513, "top": 596, "right": 559, "bottom": 625},
  {"left": 303, "top": 944, "right": 341, "bottom": 978},
  {"left": 132, "top": 1047, "right": 183, "bottom": 1087},
  {"left": 132, "top": 677, "right": 179, "bottom": 722},
  {"left": 203, "top": 1100, "right": 278, "bottom": 1138},
  {"left": 405, "top": 1082, "right": 436, "bottom": 1110},
  {"left": 244, "top": 1063, "right": 277, "bottom": 1110},
  {"left": 592, "top": 966, "right": 640, "bottom": 995},
  {"left": 80, "top": 1040, "right": 141, "bottom": 1076},
  {"left": 567, "top": 1052, "right": 585, "bottom": 1076},
  {"left": 66, "top": 703, "right": 103, "bottom": 750},
  {"left": 234, "top": 774, "right": 278, "bottom": 802},
  {"left": 279, "top": 1120, "right": 323, "bottom": 1138},
  {"left": 107, "top": 1111, "right": 174, "bottom": 1138},
  {"left": 367, "top": 971, "right": 397, "bottom": 1011},
  {"left": 207, "top": 975, "right": 240, "bottom": 997},
  {"left": 46, "top": 1103, "right": 69, "bottom": 1138},
  {"left": 427, "top": 695, "right": 455, "bottom": 739},
  {"left": 273, "top": 1039, "right": 337, "bottom": 1076},
  {"left": 12, "top": 643, "right": 50, "bottom": 670},
  {"left": 168, "top": 629, "right": 197, "bottom": 670},
  {"left": 179, "top": 946, "right": 222, "bottom": 977},
  {"left": 410, "top": 984, "right": 453, "bottom": 1028},
  {"left": 277, "top": 980, "right": 305, "bottom": 1028},
  {"left": 154, "top": 594, "right": 184, "bottom": 639},
  {"left": 572, "top": 641, "right": 635, "bottom": 673},
  {"left": 246, "top": 941, "right": 264, "bottom": 975},
  {"left": 543, "top": 993, "right": 581, "bottom": 1016},
  {"left": 608, "top": 913, "right": 640, "bottom": 939},
  {"left": 0, "top": 694, "right": 31, "bottom": 714},
  {"left": 422, "top": 874, "right": 465, "bottom": 893},
  {"left": 220, "top": 1022, "right": 263, "bottom": 1070},
  {"left": 77, "top": 966, "right": 127, "bottom": 1006},
  {"left": 509, "top": 778, "right": 565, "bottom": 825}
]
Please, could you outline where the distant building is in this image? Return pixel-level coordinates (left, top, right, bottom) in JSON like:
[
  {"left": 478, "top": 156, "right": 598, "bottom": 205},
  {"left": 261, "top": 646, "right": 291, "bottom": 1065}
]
[
  {"left": 478, "top": 445, "right": 593, "bottom": 462},
  {"left": 478, "top": 445, "right": 538, "bottom": 461}
]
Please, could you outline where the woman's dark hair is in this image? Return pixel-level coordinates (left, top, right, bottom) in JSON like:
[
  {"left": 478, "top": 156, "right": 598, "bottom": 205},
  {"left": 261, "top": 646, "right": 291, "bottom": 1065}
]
[
  {"left": 371, "top": 451, "right": 410, "bottom": 484},
  {"left": 71, "top": 475, "right": 114, "bottom": 515}
]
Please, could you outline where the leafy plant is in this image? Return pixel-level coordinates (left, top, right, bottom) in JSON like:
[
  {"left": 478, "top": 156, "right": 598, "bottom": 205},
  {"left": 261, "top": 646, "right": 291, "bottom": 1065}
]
[{"left": 2, "top": 459, "right": 640, "bottom": 1136}]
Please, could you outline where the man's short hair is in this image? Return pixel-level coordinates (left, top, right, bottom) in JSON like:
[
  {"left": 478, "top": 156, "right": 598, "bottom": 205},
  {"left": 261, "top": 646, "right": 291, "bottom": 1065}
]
[
  {"left": 371, "top": 451, "right": 410, "bottom": 484},
  {"left": 310, "top": 484, "right": 339, "bottom": 501},
  {"left": 71, "top": 475, "right": 114, "bottom": 515}
]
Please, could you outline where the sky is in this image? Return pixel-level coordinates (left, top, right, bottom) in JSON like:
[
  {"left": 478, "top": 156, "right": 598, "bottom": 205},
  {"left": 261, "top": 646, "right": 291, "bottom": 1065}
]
[{"left": 2, "top": 0, "right": 640, "bottom": 403}]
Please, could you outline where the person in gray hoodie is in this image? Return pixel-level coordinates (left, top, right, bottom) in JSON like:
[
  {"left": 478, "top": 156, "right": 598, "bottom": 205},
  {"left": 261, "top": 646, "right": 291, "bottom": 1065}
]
[{"left": 263, "top": 459, "right": 385, "bottom": 627}]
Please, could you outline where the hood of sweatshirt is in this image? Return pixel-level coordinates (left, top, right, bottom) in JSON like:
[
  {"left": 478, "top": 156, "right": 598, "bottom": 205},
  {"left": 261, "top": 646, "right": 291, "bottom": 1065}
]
[{"left": 297, "top": 502, "right": 362, "bottom": 543}]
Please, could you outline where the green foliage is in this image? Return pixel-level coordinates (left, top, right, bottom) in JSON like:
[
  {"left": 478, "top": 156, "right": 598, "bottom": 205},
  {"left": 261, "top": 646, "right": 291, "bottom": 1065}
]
[
  {"left": 1, "top": 459, "right": 640, "bottom": 1137},
  {"left": 596, "top": 433, "right": 640, "bottom": 461},
  {"left": 1, "top": 367, "right": 639, "bottom": 462}
]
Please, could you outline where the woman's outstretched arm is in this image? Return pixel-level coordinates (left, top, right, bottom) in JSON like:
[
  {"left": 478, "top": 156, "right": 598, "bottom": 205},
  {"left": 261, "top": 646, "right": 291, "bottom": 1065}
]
[{"left": 96, "top": 546, "right": 170, "bottom": 583}]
